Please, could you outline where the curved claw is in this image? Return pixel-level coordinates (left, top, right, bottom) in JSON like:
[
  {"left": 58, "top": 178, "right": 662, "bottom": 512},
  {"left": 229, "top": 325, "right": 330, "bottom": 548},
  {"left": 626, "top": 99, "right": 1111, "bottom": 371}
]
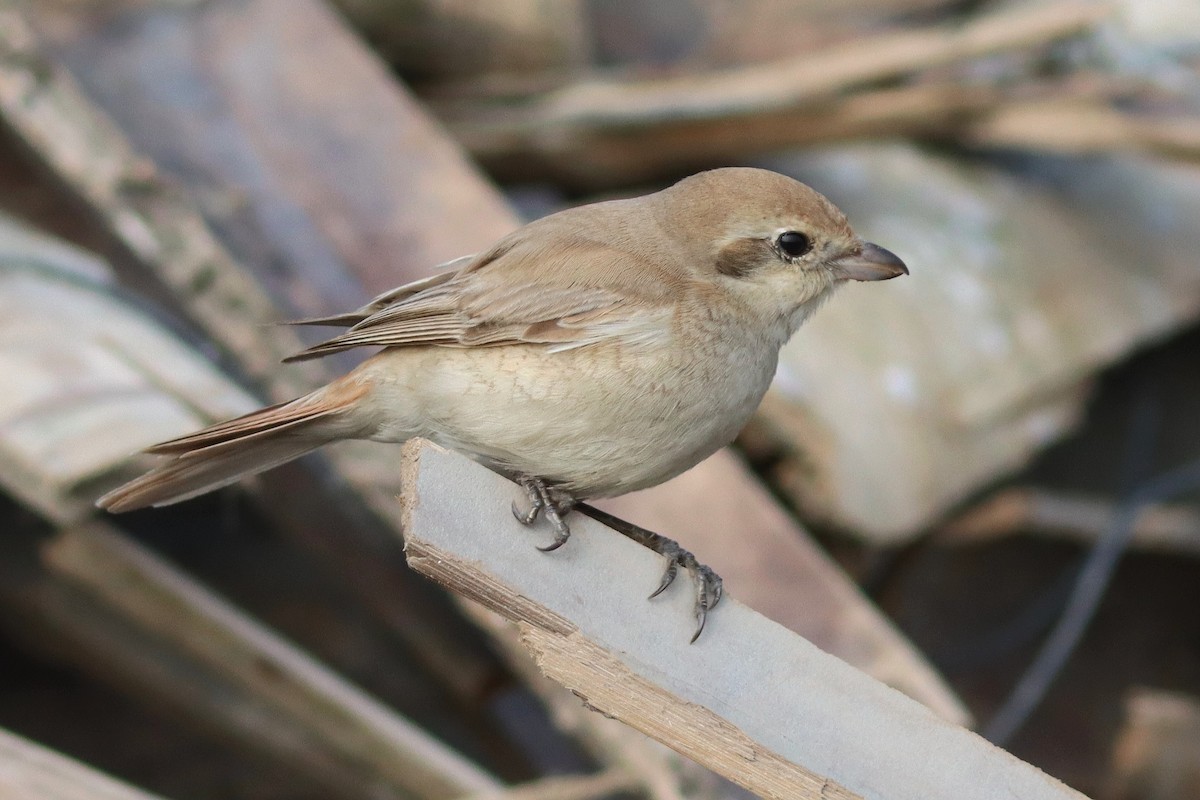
[
  {"left": 511, "top": 500, "right": 537, "bottom": 526},
  {"left": 641, "top": 539, "right": 723, "bottom": 642},
  {"left": 537, "top": 500, "right": 572, "bottom": 552},
  {"left": 512, "top": 480, "right": 545, "bottom": 526},
  {"left": 688, "top": 569, "right": 724, "bottom": 644},
  {"left": 648, "top": 561, "right": 678, "bottom": 599}
]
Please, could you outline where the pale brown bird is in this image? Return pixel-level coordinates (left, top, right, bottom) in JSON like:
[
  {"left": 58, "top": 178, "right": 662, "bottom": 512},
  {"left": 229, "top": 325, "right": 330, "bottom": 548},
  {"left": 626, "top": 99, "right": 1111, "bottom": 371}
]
[{"left": 98, "top": 167, "right": 906, "bottom": 639}]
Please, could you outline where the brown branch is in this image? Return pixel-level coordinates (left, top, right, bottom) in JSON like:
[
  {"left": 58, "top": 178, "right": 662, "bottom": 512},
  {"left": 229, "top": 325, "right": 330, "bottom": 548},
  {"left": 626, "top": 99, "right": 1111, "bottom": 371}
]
[
  {"left": 964, "top": 99, "right": 1200, "bottom": 161},
  {"left": 938, "top": 488, "right": 1200, "bottom": 556}
]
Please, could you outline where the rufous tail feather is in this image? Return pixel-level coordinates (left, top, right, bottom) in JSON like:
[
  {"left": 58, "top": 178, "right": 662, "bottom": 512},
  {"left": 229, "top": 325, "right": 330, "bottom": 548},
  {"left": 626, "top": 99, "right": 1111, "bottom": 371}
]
[{"left": 97, "top": 380, "right": 369, "bottom": 512}]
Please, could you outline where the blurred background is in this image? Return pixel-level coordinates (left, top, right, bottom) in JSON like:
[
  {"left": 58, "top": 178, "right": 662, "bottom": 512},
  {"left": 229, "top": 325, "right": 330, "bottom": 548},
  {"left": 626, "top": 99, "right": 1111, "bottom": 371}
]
[{"left": 0, "top": 0, "right": 1198, "bottom": 798}]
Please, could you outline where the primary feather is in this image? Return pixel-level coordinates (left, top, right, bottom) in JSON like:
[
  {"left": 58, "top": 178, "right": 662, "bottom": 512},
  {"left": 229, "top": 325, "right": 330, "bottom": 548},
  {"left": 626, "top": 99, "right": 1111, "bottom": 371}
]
[{"left": 284, "top": 206, "right": 684, "bottom": 361}]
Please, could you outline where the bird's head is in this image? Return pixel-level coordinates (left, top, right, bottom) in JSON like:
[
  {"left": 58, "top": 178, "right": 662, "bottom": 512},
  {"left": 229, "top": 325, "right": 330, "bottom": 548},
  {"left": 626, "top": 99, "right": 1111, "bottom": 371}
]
[{"left": 654, "top": 167, "right": 907, "bottom": 334}]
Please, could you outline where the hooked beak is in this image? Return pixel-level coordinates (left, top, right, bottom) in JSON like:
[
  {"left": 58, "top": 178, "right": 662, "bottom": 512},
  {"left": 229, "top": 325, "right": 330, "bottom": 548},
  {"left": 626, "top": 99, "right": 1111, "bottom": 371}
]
[{"left": 831, "top": 242, "right": 908, "bottom": 282}]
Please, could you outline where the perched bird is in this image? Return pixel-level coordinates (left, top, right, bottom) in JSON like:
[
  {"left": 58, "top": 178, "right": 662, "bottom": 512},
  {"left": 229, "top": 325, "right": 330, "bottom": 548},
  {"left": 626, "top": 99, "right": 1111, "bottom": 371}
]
[{"left": 98, "top": 167, "right": 906, "bottom": 639}]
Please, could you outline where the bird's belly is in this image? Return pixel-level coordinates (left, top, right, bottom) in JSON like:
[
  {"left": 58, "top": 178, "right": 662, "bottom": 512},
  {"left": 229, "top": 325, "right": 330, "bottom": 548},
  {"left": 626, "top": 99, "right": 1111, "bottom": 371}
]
[{"left": 364, "top": 339, "right": 775, "bottom": 498}]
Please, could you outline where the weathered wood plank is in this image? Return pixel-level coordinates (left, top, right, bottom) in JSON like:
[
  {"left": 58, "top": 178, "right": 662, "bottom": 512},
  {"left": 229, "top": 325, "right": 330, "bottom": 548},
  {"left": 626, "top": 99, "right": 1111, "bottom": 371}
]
[
  {"left": 0, "top": 0, "right": 504, "bottom": 704},
  {"left": 31, "top": 0, "right": 517, "bottom": 302},
  {"left": 401, "top": 440, "right": 1092, "bottom": 800},
  {"left": 434, "top": 2, "right": 1110, "bottom": 185},
  {"left": 39, "top": 522, "right": 502, "bottom": 800},
  {"left": 598, "top": 450, "right": 970, "bottom": 726},
  {"left": 0, "top": 726, "right": 169, "bottom": 800},
  {"left": 0, "top": 216, "right": 257, "bottom": 524},
  {"left": 330, "top": 0, "right": 589, "bottom": 84}
]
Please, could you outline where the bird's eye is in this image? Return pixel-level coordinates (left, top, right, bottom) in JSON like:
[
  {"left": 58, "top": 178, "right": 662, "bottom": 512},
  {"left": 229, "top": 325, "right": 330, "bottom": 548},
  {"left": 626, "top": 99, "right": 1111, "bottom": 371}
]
[{"left": 777, "top": 231, "right": 812, "bottom": 258}]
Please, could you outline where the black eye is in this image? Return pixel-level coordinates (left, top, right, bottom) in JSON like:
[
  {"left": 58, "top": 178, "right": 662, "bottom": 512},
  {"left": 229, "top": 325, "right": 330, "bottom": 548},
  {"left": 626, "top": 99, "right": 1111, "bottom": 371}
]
[{"left": 777, "top": 231, "right": 812, "bottom": 258}]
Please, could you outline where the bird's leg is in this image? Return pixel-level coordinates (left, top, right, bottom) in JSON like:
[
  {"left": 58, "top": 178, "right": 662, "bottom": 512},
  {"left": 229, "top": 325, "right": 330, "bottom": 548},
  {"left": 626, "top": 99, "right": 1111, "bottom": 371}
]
[
  {"left": 575, "top": 503, "right": 724, "bottom": 643},
  {"left": 511, "top": 476, "right": 576, "bottom": 552},
  {"left": 510, "top": 482, "right": 723, "bottom": 641}
]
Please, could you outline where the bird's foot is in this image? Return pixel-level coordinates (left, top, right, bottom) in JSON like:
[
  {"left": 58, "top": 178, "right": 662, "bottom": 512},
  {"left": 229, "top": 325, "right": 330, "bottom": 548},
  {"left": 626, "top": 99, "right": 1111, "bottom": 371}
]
[
  {"left": 576, "top": 504, "right": 724, "bottom": 643},
  {"left": 511, "top": 476, "right": 576, "bottom": 552},
  {"left": 647, "top": 539, "right": 724, "bottom": 643},
  {"left": 511, "top": 482, "right": 724, "bottom": 641}
]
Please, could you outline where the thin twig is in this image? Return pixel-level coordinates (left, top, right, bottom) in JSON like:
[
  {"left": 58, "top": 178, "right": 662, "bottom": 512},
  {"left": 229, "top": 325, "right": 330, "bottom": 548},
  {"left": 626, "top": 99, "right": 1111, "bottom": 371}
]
[{"left": 938, "top": 487, "right": 1200, "bottom": 557}]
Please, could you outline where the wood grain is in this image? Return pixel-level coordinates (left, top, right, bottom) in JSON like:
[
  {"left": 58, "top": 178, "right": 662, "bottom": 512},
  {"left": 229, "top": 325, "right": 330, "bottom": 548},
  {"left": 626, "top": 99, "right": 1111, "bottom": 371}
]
[{"left": 401, "top": 440, "right": 1093, "bottom": 800}]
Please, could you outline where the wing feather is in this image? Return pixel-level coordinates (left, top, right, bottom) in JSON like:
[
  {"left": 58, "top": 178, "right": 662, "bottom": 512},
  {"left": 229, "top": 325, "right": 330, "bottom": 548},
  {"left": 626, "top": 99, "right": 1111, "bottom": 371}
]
[
  {"left": 283, "top": 229, "right": 677, "bottom": 362},
  {"left": 284, "top": 256, "right": 469, "bottom": 327}
]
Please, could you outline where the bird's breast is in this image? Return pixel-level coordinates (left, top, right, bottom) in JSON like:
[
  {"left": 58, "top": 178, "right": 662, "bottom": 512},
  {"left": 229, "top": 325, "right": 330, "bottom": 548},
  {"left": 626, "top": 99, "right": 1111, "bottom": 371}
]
[{"left": 362, "top": 324, "right": 779, "bottom": 498}]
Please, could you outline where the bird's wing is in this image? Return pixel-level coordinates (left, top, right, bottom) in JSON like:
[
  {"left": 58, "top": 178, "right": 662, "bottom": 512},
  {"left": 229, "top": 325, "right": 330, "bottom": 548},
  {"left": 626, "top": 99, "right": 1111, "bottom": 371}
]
[
  {"left": 284, "top": 233, "right": 677, "bottom": 362},
  {"left": 286, "top": 255, "right": 472, "bottom": 328}
]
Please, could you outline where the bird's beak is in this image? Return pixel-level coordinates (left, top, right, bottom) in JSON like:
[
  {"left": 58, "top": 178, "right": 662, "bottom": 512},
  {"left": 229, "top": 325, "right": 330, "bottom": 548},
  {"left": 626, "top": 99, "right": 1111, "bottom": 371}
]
[{"left": 831, "top": 242, "right": 908, "bottom": 282}]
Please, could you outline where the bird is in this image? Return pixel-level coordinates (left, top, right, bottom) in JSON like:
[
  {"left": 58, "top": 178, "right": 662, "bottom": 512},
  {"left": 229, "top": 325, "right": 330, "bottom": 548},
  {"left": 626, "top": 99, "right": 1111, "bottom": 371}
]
[{"left": 98, "top": 167, "right": 907, "bottom": 640}]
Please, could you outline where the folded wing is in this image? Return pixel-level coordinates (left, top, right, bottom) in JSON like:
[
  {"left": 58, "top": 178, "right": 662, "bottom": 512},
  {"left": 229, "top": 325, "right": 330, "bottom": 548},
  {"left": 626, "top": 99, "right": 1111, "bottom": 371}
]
[{"left": 284, "top": 231, "right": 677, "bottom": 362}]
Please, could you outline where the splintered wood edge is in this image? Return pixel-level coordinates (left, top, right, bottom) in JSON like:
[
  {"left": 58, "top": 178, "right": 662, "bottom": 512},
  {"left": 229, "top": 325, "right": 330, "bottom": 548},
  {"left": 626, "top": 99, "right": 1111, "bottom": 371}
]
[
  {"left": 522, "top": 626, "right": 859, "bottom": 800},
  {"left": 403, "top": 539, "right": 857, "bottom": 800},
  {"left": 399, "top": 440, "right": 857, "bottom": 800},
  {"left": 404, "top": 537, "right": 576, "bottom": 637},
  {"left": 399, "top": 440, "right": 1093, "bottom": 800}
]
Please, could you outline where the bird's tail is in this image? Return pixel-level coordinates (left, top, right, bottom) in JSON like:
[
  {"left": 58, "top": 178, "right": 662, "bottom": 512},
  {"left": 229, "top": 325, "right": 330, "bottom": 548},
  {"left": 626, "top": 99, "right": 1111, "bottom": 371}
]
[{"left": 97, "top": 379, "right": 371, "bottom": 513}]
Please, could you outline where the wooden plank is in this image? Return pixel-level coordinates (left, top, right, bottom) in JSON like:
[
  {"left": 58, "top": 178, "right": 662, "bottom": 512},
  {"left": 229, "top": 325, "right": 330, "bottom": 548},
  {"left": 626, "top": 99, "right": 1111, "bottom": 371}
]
[
  {"left": 450, "top": 2, "right": 1104, "bottom": 123},
  {"left": 598, "top": 450, "right": 970, "bottom": 726},
  {"left": 38, "top": 522, "right": 501, "bottom": 800},
  {"left": 965, "top": 98, "right": 1200, "bottom": 159},
  {"left": 0, "top": 0, "right": 505, "bottom": 705},
  {"left": 435, "top": 2, "right": 1109, "bottom": 185},
  {"left": 0, "top": 726, "right": 169, "bottom": 800},
  {"left": 0, "top": 219, "right": 258, "bottom": 525},
  {"left": 31, "top": 0, "right": 518, "bottom": 302},
  {"left": 445, "top": 595, "right": 704, "bottom": 800},
  {"left": 0, "top": 1, "right": 308, "bottom": 391},
  {"left": 329, "top": 0, "right": 589, "bottom": 83},
  {"left": 401, "top": 440, "right": 1092, "bottom": 800}
]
